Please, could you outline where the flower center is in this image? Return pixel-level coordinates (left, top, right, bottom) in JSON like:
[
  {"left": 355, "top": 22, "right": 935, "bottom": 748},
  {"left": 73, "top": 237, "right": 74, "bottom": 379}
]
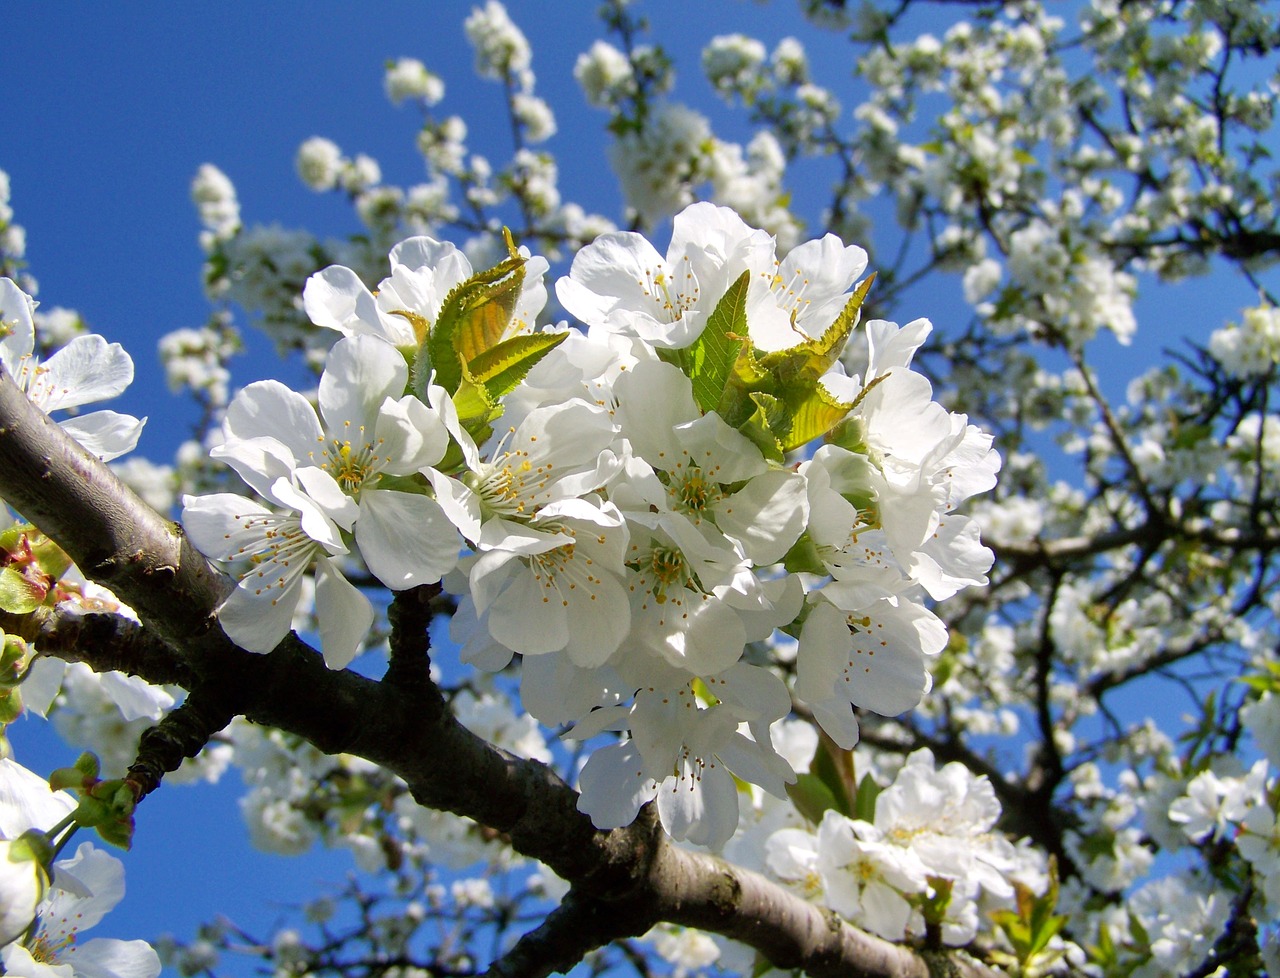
[
  {"left": 647, "top": 546, "right": 689, "bottom": 603},
  {"left": 230, "top": 513, "right": 322, "bottom": 604},
  {"left": 12, "top": 354, "right": 62, "bottom": 407},
  {"left": 469, "top": 426, "right": 556, "bottom": 519},
  {"left": 672, "top": 465, "right": 720, "bottom": 517},
  {"left": 30, "top": 924, "right": 77, "bottom": 964},
  {"left": 312, "top": 425, "right": 387, "bottom": 498},
  {"left": 852, "top": 856, "right": 878, "bottom": 884},
  {"left": 638, "top": 257, "right": 699, "bottom": 323},
  {"left": 764, "top": 261, "right": 813, "bottom": 320}
]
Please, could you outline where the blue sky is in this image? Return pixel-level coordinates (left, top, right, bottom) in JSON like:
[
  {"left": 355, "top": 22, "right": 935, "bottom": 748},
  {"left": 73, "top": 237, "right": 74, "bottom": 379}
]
[{"left": 4, "top": 1, "right": 1272, "bottom": 970}]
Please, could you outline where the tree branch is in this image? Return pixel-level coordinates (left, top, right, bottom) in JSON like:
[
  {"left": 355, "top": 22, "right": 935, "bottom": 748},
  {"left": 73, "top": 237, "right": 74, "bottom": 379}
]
[
  {"left": 480, "top": 888, "right": 657, "bottom": 978},
  {"left": 0, "top": 368, "right": 1004, "bottom": 978}
]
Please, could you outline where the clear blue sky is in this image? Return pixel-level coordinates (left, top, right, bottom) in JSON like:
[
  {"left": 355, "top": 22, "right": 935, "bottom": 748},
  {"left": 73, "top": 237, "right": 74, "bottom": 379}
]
[{"left": 4, "top": 2, "right": 1269, "bottom": 970}]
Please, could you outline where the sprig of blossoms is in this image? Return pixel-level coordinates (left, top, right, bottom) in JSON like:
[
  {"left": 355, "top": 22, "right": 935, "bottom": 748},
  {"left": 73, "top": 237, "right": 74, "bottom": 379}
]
[{"left": 181, "top": 202, "right": 998, "bottom": 849}]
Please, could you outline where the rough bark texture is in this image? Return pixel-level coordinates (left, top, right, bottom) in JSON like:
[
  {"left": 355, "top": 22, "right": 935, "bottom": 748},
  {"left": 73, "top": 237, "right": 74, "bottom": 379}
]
[{"left": 0, "top": 369, "right": 1004, "bottom": 978}]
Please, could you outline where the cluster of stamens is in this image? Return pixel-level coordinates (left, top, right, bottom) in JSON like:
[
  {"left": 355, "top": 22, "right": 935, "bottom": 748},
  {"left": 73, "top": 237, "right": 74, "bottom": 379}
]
[
  {"left": 763, "top": 261, "right": 814, "bottom": 320},
  {"left": 637, "top": 256, "right": 699, "bottom": 323},
  {"left": 310, "top": 422, "right": 388, "bottom": 497},
  {"left": 472, "top": 427, "right": 557, "bottom": 517},
  {"left": 227, "top": 513, "right": 317, "bottom": 604}
]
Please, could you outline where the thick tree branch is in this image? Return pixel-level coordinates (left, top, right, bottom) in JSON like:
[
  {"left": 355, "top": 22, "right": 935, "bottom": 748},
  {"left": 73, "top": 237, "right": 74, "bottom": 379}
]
[
  {"left": 1, "top": 607, "right": 195, "bottom": 689},
  {"left": 0, "top": 369, "right": 1003, "bottom": 978}
]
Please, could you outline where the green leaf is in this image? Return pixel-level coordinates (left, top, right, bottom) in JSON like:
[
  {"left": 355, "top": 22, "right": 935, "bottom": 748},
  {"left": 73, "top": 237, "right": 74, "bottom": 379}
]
[
  {"left": 853, "top": 772, "right": 882, "bottom": 823},
  {"left": 918, "top": 875, "right": 954, "bottom": 925},
  {"left": 785, "top": 772, "right": 842, "bottom": 825},
  {"left": 738, "top": 392, "right": 786, "bottom": 462},
  {"left": 810, "top": 739, "right": 856, "bottom": 817},
  {"left": 753, "top": 273, "right": 874, "bottom": 392},
  {"left": 0, "top": 567, "right": 43, "bottom": 614},
  {"left": 455, "top": 263, "right": 527, "bottom": 365},
  {"left": 467, "top": 330, "right": 570, "bottom": 401},
  {"left": 712, "top": 274, "right": 875, "bottom": 454},
  {"left": 992, "top": 857, "right": 1069, "bottom": 969},
  {"left": 451, "top": 377, "right": 502, "bottom": 433},
  {"left": 0, "top": 688, "right": 23, "bottom": 723},
  {"left": 27, "top": 532, "right": 73, "bottom": 580},
  {"left": 779, "top": 383, "right": 853, "bottom": 452},
  {"left": 782, "top": 532, "right": 826, "bottom": 576},
  {"left": 94, "top": 816, "right": 134, "bottom": 850},
  {"left": 414, "top": 234, "right": 527, "bottom": 398},
  {"left": 685, "top": 270, "right": 748, "bottom": 414}
]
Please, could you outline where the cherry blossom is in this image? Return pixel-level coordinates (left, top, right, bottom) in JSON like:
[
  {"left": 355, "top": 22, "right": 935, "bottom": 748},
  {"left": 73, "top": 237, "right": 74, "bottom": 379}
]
[{"left": 0, "top": 279, "right": 143, "bottom": 461}]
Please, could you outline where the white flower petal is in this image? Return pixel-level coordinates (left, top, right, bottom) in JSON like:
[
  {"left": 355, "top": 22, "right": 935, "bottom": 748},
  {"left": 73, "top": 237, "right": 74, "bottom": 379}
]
[
  {"left": 96, "top": 672, "right": 174, "bottom": 722},
  {"left": 657, "top": 760, "right": 738, "bottom": 850},
  {"left": 355, "top": 490, "right": 458, "bottom": 589},
  {"left": 60, "top": 939, "right": 161, "bottom": 978},
  {"left": 33, "top": 335, "right": 134, "bottom": 412},
  {"left": 576, "top": 741, "right": 656, "bottom": 830},
  {"left": 714, "top": 469, "right": 808, "bottom": 565},
  {"left": 318, "top": 334, "right": 408, "bottom": 435},
  {"left": 304, "top": 265, "right": 414, "bottom": 346},
  {"left": 486, "top": 564, "right": 571, "bottom": 655},
  {"left": 0, "top": 759, "right": 76, "bottom": 838},
  {"left": 219, "top": 581, "right": 299, "bottom": 654},
  {"left": 57, "top": 411, "right": 145, "bottom": 462},
  {"left": 223, "top": 380, "right": 324, "bottom": 463},
  {"left": 181, "top": 493, "right": 272, "bottom": 562},
  {"left": 44, "top": 843, "right": 124, "bottom": 930},
  {"left": 314, "top": 558, "right": 373, "bottom": 669},
  {"left": 0, "top": 278, "right": 36, "bottom": 375}
]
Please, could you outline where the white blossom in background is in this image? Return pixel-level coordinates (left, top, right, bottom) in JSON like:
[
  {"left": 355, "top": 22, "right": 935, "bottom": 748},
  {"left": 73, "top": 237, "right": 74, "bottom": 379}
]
[
  {"left": 384, "top": 57, "right": 444, "bottom": 106},
  {"left": 190, "top": 163, "right": 240, "bottom": 244},
  {"left": 574, "top": 40, "right": 634, "bottom": 108},
  {"left": 607, "top": 103, "right": 714, "bottom": 226},
  {"left": 296, "top": 137, "right": 345, "bottom": 192},
  {"left": 1209, "top": 302, "right": 1280, "bottom": 378},
  {"left": 158, "top": 320, "right": 238, "bottom": 408},
  {"left": 1126, "top": 876, "right": 1231, "bottom": 978},
  {"left": 703, "top": 33, "right": 768, "bottom": 99},
  {"left": 512, "top": 93, "right": 556, "bottom": 143},
  {"left": 1243, "top": 693, "right": 1280, "bottom": 766},
  {"left": 646, "top": 925, "right": 721, "bottom": 978},
  {"left": 464, "top": 0, "right": 533, "bottom": 90},
  {"left": 337, "top": 153, "right": 382, "bottom": 195},
  {"left": 31, "top": 307, "right": 84, "bottom": 349}
]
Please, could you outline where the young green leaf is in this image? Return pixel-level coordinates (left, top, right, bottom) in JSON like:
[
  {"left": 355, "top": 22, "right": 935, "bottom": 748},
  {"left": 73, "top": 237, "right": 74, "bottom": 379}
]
[{"left": 685, "top": 269, "right": 748, "bottom": 414}]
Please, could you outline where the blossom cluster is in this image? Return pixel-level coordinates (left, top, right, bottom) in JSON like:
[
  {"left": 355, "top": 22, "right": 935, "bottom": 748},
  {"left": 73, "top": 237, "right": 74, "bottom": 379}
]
[
  {"left": 180, "top": 201, "right": 998, "bottom": 848},
  {"left": 766, "top": 748, "right": 1043, "bottom": 946},
  {"left": 0, "top": 759, "right": 160, "bottom": 978}
]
